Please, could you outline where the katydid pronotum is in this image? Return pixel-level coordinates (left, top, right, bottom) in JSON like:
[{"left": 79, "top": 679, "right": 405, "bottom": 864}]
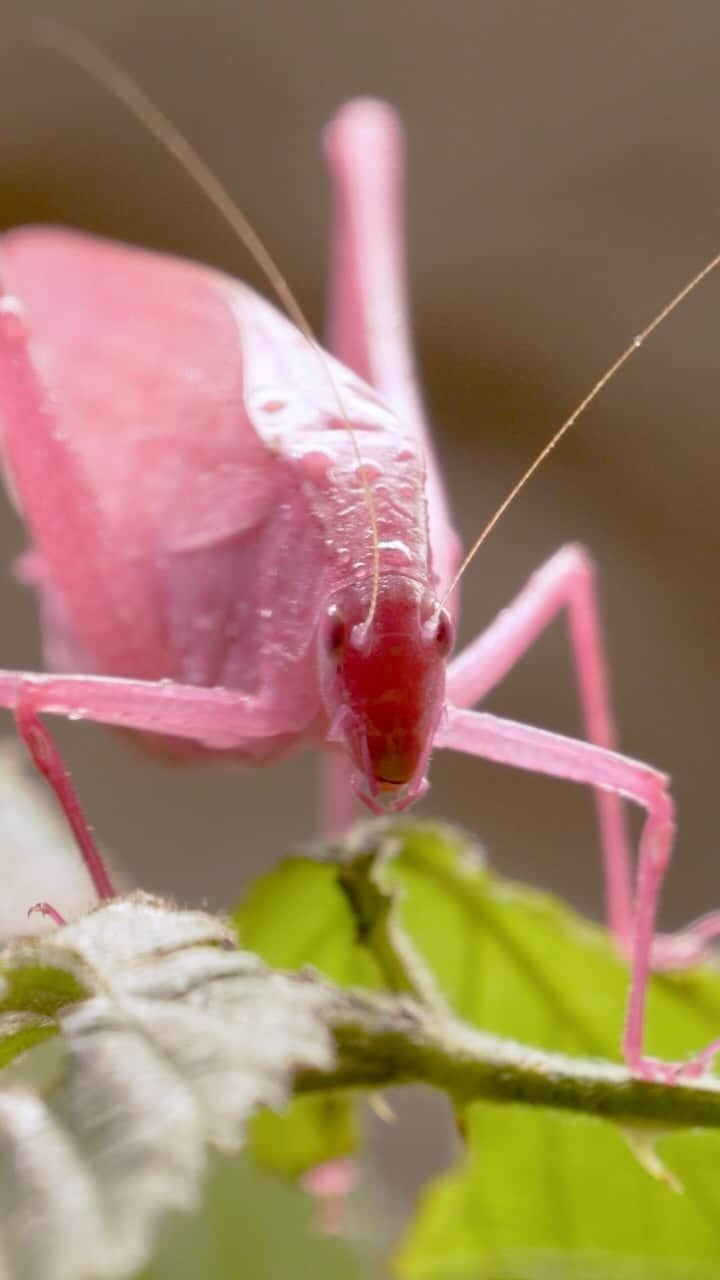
[{"left": 0, "top": 31, "right": 719, "bottom": 1084}]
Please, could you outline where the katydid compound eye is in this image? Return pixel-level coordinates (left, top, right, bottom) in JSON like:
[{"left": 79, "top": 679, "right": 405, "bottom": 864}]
[
  {"left": 325, "top": 606, "right": 347, "bottom": 658},
  {"left": 434, "top": 609, "right": 454, "bottom": 657}
]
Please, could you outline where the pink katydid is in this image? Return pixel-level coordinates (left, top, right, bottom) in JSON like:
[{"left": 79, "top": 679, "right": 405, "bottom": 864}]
[{"left": 1, "top": 29, "right": 720, "bottom": 1082}]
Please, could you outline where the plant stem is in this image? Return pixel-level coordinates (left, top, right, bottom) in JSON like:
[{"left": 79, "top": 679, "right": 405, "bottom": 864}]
[{"left": 295, "top": 984, "right": 720, "bottom": 1129}]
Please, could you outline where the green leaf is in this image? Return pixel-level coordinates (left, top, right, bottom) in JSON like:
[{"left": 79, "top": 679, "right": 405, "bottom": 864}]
[
  {"left": 139, "top": 1150, "right": 368, "bottom": 1280},
  {"left": 238, "top": 821, "right": 720, "bottom": 1064},
  {"left": 377, "top": 822, "right": 720, "bottom": 1064},
  {"left": 237, "top": 823, "right": 720, "bottom": 1276},
  {"left": 355, "top": 823, "right": 720, "bottom": 1276},
  {"left": 249, "top": 1093, "right": 358, "bottom": 1179},
  {"left": 398, "top": 1102, "right": 720, "bottom": 1279},
  {"left": 235, "top": 855, "right": 385, "bottom": 990},
  {"left": 0, "top": 1011, "right": 56, "bottom": 1068},
  {"left": 235, "top": 857, "right": 376, "bottom": 1179},
  {"left": 0, "top": 963, "right": 89, "bottom": 1018}
]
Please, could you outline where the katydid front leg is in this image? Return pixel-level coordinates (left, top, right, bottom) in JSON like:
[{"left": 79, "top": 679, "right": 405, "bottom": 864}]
[
  {"left": 15, "top": 697, "right": 114, "bottom": 902},
  {"left": 446, "top": 542, "right": 634, "bottom": 946},
  {"left": 0, "top": 673, "right": 293, "bottom": 748},
  {"left": 435, "top": 706, "right": 680, "bottom": 1078},
  {"left": 0, "top": 671, "right": 312, "bottom": 904},
  {"left": 444, "top": 543, "right": 720, "bottom": 974},
  {"left": 323, "top": 99, "right": 720, "bottom": 1081}
]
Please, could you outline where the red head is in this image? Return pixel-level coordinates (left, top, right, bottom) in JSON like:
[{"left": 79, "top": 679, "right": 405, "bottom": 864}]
[{"left": 317, "top": 575, "right": 453, "bottom": 810}]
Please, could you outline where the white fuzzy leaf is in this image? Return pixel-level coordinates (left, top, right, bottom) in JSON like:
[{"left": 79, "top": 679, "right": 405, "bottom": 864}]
[{"left": 0, "top": 896, "right": 336, "bottom": 1280}]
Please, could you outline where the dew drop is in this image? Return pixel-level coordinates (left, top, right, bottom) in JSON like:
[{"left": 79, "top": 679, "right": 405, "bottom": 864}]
[
  {"left": 67, "top": 708, "right": 86, "bottom": 722},
  {"left": 355, "top": 460, "right": 383, "bottom": 483},
  {"left": 248, "top": 387, "right": 293, "bottom": 418},
  {"left": 633, "top": 334, "right": 643, "bottom": 348},
  {"left": 300, "top": 450, "right": 333, "bottom": 489},
  {"left": 378, "top": 539, "right": 412, "bottom": 566}
]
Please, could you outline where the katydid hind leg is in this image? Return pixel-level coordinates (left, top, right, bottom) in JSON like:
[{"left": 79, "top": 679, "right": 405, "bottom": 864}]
[
  {"left": 0, "top": 268, "right": 166, "bottom": 675},
  {"left": 446, "top": 543, "right": 634, "bottom": 945},
  {"left": 433, "top": 706, "right": 695, "bottom": 1078},
  {"left": 324, "top": 99, "right": 461, "bottom": 597}
]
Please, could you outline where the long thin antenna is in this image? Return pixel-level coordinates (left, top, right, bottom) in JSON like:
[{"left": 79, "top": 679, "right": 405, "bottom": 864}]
[
  {"left": 443, "top": 248, "right": 720, "bottom": 602},
  {"left": 31, "top": 17, "right": 381, "bottom": 621}
]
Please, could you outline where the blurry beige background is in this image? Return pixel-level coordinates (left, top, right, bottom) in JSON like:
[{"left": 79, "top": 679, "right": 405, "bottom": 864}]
[{"left": 0, "top": 0, "right": 718, "bottom": 939}]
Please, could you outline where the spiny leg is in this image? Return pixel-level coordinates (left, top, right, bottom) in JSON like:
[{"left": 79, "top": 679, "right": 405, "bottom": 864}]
[
  {"left": 15, "top": 693, "right": 115, "bottom": 902},
  {"left": 28, "top": 902, "right": 67, "bottom": 927},
  {"left": 0, "top": 669, "right": 297, "bottom": 904},
  {"left": 0, "top": 670, "right": 283, "bottom": 746},
  {"left": 446, "top": 543, "right": 633, "bottom": 947},
  {"left": 445, "top": 548, "right": 720, "bottom": 973},
  {"left": 434, "top": 706, "right": 716, "bottom": 1080}
]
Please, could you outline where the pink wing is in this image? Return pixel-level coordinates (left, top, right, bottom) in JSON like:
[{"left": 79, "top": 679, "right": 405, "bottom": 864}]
[{"left": 0, "top": 229, "right": 314, "bottom": 682}]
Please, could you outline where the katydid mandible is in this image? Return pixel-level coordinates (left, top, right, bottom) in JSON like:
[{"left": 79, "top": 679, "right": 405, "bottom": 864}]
[{"left": 0, "top": 37, "right": 719, "bottom": 1082}]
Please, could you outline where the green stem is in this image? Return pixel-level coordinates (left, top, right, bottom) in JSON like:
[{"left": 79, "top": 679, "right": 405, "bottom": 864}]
[{"left": 295, "top": 985, "right": 720, "bottom": 1129}]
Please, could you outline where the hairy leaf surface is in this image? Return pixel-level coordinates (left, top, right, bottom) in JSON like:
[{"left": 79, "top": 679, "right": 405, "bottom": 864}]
[{"left": 0, "top": 897, "right": 335, "bottom": 1280}]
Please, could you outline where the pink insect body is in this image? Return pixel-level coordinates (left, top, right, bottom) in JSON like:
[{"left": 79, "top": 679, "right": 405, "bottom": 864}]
[{"left": 0, "top": 98, "right": 719, "bottom": 1082}]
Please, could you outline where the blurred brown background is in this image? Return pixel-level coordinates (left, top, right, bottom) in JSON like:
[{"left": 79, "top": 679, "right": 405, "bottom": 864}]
[{"left": 0, "top": 0, "right": 718, "bottom": 939}]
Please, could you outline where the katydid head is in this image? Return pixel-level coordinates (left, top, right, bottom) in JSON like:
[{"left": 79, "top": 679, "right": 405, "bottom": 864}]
[{"left": 319, "top": 576, "right": 453, "bottom": 811}]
